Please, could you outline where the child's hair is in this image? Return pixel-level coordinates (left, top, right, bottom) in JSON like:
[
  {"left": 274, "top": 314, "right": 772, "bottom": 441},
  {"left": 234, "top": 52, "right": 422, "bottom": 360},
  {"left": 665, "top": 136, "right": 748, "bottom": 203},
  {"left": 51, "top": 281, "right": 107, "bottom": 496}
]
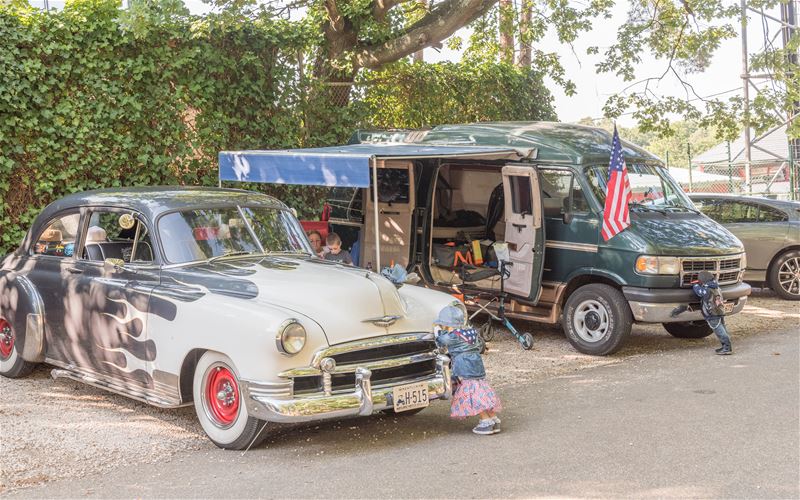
[{"left": 326, "top": 232, "right": 342, "bottom": 246}]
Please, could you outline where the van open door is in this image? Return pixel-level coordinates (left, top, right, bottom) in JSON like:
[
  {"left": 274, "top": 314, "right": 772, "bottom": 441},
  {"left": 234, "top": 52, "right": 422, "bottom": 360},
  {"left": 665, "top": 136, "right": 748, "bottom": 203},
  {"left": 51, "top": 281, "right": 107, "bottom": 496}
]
[
  {"left": 501, "top": 165, "right": 545, "bottom": 301},
  {"left": 362, "top": 160, "right": 415, "bottom": 269}
]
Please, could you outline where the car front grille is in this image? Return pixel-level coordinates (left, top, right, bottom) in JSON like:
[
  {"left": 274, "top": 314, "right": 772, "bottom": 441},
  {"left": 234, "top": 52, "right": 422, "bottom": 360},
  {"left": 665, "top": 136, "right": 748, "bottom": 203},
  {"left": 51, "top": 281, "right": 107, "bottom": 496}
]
[
  {"left": 280, "top": 333, "right": 439, "bottom": 396},
  {"left": 680, "top": 255, "right": 744, "bottom": 287}
]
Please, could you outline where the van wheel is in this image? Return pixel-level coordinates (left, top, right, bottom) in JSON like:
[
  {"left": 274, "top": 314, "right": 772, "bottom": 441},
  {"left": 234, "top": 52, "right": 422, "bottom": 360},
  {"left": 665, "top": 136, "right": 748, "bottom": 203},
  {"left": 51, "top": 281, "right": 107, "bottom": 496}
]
[
  {"left": 768, "top": 250, "right": 800, "bottom": 300},
  {"left": 193, "top": 351, "right": 271, "bottom": 450},
  {"left": 0, "top": 317, "right": 36, "bottom": 379},
  {"left": 663, "top": 321, "right": 713, "bottom": 338},
  {"left": 563, "top": 284, "right": 632, "bottom": 356}
]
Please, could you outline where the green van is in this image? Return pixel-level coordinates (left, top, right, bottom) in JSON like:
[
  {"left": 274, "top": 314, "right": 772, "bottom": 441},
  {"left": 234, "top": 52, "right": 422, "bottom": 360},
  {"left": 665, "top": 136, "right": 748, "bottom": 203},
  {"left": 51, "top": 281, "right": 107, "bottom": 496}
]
[{"left": 343, "top": 122, "right": 751, "bottom": 355}]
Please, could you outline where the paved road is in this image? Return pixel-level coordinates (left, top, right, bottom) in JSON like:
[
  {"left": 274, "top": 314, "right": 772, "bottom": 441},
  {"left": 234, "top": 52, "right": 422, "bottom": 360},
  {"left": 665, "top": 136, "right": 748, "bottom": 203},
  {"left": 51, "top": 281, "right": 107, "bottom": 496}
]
[{"left": 12, "top": 328, "right": 799, "bottom": 499}]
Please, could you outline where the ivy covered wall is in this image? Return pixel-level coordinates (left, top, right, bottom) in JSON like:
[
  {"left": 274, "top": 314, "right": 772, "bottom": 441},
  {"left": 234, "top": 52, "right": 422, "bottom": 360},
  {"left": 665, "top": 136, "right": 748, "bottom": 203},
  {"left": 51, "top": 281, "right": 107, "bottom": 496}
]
[{"left": 0, "top": 0, "right": 556, "bottom": 255}]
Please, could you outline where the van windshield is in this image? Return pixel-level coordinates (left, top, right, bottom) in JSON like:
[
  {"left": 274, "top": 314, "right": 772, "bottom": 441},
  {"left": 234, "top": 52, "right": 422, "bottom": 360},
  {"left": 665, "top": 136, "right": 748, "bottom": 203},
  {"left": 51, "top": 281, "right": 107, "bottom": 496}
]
[{"left": 585, "top": 164, "right": 696, "bottom": 212}]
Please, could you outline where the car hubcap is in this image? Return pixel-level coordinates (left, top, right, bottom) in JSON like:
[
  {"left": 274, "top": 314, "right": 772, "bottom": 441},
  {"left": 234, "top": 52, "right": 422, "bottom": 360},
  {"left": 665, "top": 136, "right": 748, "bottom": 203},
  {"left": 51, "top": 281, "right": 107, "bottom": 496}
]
[
  {"left": 0, "top": 319, "right": 13, "bottom": 360},
  {"left": 778, "top": 257, "right": 800, "bottom": 296},
  {"left": 205, "top": 365, "right": 239, "bottom": 427},
  {"left": 574, "top": 300, "right": 609, "bottom": 343}
]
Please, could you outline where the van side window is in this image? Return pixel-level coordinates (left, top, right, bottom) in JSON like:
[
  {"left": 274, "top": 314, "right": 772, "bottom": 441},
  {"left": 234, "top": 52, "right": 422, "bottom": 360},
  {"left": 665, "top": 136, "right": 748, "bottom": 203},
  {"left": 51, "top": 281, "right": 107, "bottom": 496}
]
[
  {"left": 33, "top": 213, "right": 81, "bottom": 257},
  {"left": 539, "top": 170, "right": 589, "bottom": 217},
  {"left": 370, "top": 168, "right": 409, "bottom": 204},
  {"left": 509, "top": 175, "right": 532, "bottom": 215}
]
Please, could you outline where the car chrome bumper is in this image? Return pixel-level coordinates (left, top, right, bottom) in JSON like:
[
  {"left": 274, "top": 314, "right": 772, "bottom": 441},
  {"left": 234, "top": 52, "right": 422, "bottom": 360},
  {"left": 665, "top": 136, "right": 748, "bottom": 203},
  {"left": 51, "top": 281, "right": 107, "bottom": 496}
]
[
  {"left": 240, "top": 354, "right": 452, "bottom": 423},
  {"left": 629, "top": 296, "right": 748, "bottom": 323}
]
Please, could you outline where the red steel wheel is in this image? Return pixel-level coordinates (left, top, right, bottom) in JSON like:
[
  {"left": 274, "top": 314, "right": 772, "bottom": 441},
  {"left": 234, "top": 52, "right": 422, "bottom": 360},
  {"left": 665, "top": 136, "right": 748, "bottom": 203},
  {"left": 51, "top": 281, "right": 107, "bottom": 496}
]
[
  {"left": 0, "top": 318, "right": 14, "bottom": 360},
  {"left": 204, "top": 364, "right": 240, "bottom": 427}
]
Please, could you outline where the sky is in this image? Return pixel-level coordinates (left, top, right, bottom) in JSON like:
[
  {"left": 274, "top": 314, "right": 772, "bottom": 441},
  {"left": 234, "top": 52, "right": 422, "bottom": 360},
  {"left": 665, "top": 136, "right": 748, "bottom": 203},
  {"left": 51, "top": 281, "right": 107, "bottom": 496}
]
[{"left": 32, "top": 0, "right": 792, "bottom": 127}]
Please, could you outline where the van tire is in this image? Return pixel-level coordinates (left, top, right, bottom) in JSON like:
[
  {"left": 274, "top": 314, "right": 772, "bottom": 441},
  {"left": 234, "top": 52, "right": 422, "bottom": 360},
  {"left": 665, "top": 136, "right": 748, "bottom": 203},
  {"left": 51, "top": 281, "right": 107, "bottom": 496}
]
[
  {"left": 563, "top": 284, "right": 632, "bottom": 356},
  {"left": 663, "top": 321, "right": 713, "bottom": 338}
]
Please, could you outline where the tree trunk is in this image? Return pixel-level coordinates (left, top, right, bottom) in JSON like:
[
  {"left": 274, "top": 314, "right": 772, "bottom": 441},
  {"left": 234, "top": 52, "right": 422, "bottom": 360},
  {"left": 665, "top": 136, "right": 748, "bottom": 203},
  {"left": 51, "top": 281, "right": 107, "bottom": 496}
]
[
  {"left": 498, "top": 0, "right": 514, "bottom": 64},
  {"left": 517, "top": 0, "right": 531, "bottom": 67}
]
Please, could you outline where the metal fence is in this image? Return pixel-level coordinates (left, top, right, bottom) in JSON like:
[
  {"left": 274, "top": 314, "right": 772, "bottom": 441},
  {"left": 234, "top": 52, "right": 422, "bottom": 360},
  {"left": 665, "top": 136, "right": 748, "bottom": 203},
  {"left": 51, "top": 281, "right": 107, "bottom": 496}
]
[{"left": 674, "top": 159, "right": 800, "bottom": 200}]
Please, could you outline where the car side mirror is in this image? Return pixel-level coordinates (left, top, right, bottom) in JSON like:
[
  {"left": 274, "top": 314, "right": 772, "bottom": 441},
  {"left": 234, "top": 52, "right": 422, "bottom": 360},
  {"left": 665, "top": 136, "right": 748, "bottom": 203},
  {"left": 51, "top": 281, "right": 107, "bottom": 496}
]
[
  {"left": 562, "top": 211, "right": 574, "bottom": 225},
  {"left": 103, "top": 258, "right": 125, "bottom": 272}
]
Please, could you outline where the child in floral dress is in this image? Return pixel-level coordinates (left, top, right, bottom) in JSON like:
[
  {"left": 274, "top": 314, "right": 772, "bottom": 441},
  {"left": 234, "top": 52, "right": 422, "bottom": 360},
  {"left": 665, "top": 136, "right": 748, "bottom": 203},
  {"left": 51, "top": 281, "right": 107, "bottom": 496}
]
[{"left": 434, "top": 305, "right": 502, "bottom": 435}]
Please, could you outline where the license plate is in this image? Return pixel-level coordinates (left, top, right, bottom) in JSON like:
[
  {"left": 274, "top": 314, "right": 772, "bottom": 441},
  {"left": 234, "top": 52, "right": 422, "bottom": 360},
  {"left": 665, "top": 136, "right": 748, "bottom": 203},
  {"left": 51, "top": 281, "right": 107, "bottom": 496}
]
[
  {"left": 724, "top": 302, "right": 735, "bottom": 314},
  {"left": 392, "top": 382, "right": 429, "bottom": 412}
]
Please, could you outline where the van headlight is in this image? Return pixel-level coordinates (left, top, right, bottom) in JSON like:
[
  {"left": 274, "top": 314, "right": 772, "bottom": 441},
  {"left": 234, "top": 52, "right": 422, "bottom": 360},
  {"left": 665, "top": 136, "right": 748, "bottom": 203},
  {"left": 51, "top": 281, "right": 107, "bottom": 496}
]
[
  {"left": 634, "top": 255, "right": 680, "bottom": 275},
  {"left": 276, "top": 319, "right": 306, "bottom": 355}
]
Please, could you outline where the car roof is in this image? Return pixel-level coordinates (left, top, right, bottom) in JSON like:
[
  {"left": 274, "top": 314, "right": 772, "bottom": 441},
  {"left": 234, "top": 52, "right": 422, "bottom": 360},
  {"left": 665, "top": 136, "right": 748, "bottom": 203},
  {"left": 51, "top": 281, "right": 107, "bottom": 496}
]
[
  {"left": 688, "top": 192, "right": 800, "bottom": 209},
  {"left": 416, "top": 121, "right": 661, "bottom": 165},
  {"left": 38, "top": 186, "right": 286, "bottom": 222}
]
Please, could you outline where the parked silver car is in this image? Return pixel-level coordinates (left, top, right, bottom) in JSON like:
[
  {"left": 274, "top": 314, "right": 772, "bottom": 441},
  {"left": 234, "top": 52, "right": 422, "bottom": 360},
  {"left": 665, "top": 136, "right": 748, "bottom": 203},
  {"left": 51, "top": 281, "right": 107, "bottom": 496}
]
[{"left": 689, "top": 193, "right": 800, "bottom": 300}]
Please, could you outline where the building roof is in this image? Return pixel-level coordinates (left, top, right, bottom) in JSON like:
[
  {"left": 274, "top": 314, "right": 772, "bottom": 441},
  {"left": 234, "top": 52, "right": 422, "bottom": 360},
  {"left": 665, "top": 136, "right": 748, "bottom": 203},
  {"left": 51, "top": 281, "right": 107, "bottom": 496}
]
[{"left": 692, "top": 124, "right": 790, "bottom": 165}]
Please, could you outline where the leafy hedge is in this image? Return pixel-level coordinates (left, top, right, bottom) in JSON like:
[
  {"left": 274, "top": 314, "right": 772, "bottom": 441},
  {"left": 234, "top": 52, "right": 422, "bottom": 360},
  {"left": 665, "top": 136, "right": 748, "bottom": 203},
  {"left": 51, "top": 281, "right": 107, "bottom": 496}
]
[{"left": 0, "top": 0, "right": 555, "bottom": 255}]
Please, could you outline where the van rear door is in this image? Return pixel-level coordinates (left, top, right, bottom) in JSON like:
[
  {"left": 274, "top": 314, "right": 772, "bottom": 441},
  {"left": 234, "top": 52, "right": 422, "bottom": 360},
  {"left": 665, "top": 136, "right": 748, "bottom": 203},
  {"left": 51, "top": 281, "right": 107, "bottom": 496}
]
[{"left": 501, "top": 165, "right": 545, "bottom": 301}]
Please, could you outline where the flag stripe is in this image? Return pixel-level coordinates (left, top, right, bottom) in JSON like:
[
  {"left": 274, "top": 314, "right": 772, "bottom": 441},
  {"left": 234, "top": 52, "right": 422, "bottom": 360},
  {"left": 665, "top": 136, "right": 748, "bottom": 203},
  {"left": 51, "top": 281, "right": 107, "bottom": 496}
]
[{"left": 602, "top": 126, "right": 631, "bottom": 241}]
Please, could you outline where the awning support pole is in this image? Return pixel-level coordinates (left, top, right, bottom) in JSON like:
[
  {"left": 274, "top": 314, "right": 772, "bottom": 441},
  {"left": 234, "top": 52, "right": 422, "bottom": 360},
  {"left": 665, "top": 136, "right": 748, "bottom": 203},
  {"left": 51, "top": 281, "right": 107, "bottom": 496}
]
[{"left": 371, "top": 157, "right": 381, "bottom": 271}]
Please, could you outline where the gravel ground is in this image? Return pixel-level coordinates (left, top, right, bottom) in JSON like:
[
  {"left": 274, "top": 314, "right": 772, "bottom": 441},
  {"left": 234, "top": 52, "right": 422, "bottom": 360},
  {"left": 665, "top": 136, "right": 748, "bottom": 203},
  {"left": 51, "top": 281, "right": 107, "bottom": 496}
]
[{"left": 1, "top": 289, "right": 796, "bottom": 494}]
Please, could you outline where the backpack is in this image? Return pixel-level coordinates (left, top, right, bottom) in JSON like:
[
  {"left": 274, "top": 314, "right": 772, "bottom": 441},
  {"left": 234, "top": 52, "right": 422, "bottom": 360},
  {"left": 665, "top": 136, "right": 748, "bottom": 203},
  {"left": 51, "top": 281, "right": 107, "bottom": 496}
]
[{"left": 707, "top": 286, "right": 726, "bottom": 316}]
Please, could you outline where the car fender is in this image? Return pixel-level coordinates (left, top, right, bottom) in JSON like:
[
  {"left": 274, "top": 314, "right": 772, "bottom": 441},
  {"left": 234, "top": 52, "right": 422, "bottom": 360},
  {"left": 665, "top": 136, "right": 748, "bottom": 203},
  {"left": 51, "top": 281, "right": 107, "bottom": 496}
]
[
  {"left": 0, "top": 271, "right": 46, "bottom": 363},
  {"left": 147, "top": 291, "right": 328, "bottom": 386}
]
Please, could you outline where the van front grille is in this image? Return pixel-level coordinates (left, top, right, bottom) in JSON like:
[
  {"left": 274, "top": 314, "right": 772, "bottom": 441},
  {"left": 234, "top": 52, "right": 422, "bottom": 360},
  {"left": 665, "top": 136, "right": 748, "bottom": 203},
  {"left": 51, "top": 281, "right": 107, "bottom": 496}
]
[{"left": 680, "top": 255, "right": 743, "bottom": 287}]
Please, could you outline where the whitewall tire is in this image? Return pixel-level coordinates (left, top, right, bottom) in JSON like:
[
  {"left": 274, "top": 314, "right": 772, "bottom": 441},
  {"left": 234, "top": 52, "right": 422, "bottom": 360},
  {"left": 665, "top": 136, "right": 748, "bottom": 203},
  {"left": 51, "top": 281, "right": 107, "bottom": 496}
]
[{"left": 192, "top": 351, "right": 269, "bottom": 450}]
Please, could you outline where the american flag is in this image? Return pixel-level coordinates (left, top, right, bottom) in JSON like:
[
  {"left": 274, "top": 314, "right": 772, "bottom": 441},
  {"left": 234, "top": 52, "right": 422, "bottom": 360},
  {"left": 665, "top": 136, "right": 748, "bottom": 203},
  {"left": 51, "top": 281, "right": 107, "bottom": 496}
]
[
  {"left": 601, "top": 126, "right": 632, "bottom": 241},
  {"left": 454, "top": 327, "right": 478, "bottom": 345}
]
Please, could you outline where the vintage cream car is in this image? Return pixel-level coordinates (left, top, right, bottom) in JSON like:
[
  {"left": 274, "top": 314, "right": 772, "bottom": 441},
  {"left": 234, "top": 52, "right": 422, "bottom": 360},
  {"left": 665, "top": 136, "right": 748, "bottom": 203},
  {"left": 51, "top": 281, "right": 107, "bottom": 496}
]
[{"left": 0, "top": 188, "right": 456, "bottom": 449}]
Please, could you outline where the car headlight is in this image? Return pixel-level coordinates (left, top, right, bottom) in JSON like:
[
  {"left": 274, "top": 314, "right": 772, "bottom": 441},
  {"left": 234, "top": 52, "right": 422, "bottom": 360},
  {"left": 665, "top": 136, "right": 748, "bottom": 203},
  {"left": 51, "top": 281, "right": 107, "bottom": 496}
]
[
  {"left": 740, "top": 252, "right": 747, "bottom": 270},
  {"left": 634, "top": 255, "right": 680, "bottom": 275},
  {"left": 276, "top": 319, "right": 306, "bottom": 355}
]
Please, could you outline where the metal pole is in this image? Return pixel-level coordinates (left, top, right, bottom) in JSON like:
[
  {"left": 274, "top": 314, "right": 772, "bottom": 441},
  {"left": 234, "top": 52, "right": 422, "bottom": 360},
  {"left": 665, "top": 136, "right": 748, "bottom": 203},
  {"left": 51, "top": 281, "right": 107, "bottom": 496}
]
[
  {"left": 371, "top": 157, "right": 381, "bottom": 271},
  {"left": 665, "top": 151, "right": 670, "bottom": 169},
  {"left": 741, "top": 0, "right": 753, "bottom": 194},
  {"left": 727, "top": 141, "right": 733, "bottom": 192},
  {"left": 781, "top": 0, "right": 798, "bottom": 200},
  {"left": 687, "top": 142, "right": 693, "bottom": 192}
]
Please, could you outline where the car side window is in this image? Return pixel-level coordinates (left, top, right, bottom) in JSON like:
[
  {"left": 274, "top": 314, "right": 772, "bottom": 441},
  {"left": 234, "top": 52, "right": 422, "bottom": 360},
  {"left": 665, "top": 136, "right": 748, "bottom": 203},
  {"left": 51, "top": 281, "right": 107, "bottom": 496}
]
[
  {"left": 758, "top": 204, "right": 788, "bottom": 222},
  {"left": 539, "top": 170, "right": 589, "bottom": 217},
  {"left": 715, "top": 201, "right": 758, "bottom": 223},
  {"left": 32, "top": 213, "right": 81, "bottom": 257},
  {"left": 83, "top": 210, "right": 154, "bottom": 263}
]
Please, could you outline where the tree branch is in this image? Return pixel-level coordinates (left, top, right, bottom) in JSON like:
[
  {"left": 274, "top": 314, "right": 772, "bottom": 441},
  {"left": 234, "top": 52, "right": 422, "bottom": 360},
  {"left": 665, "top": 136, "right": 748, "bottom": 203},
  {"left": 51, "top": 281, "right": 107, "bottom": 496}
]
[
  {"left": 372, "top": 0, "right": 413, "bottom": 22},
  {"left": 355, "top": 0, "right": 498, "bottom": 69},
  {"left": 324, "top": 0, "right": 345, "bottom": 33}
]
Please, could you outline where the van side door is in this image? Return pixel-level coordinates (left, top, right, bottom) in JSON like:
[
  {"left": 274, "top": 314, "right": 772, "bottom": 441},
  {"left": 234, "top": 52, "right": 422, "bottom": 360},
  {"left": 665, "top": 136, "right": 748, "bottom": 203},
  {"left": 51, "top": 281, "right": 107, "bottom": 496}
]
[
  {"left": 363, "top": 160, "right": 415, "bottom": 269},
  {"left": 501, "top": 165, "right": 545, "bottom": 301}
]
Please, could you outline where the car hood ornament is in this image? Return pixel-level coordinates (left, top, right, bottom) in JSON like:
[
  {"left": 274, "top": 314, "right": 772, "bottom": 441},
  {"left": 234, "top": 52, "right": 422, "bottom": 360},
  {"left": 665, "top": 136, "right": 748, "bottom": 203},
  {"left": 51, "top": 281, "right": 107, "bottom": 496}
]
[{"left": 362, "top": 315, "right": 403, "bottom": 327}]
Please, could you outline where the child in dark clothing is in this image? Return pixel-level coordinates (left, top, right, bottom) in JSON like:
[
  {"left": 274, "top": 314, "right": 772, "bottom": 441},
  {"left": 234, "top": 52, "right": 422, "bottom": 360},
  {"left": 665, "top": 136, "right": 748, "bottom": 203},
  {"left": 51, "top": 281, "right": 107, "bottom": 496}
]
[
  {"left": 323, "top": 232, "right": 353, "bottom": 265},
  {"left": 692, "top": 270, "right": 733, "bottom": 355},
  {"left": 433, "top": 305, "right": 502, "bottom": 435}
]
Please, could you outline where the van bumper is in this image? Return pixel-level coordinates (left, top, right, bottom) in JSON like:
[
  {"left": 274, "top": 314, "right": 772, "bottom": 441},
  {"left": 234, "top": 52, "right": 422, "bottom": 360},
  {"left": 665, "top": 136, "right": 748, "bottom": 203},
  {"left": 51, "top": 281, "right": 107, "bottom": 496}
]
[{"left": 623, "top": 282, "right": 751, "bottom": 323}]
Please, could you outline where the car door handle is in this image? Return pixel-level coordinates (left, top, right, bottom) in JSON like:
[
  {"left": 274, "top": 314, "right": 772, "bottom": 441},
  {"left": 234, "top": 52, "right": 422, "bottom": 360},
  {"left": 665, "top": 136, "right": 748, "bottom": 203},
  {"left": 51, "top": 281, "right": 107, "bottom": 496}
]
[{"left": 66, "top": 267, "right": 83, "bottom": 274}]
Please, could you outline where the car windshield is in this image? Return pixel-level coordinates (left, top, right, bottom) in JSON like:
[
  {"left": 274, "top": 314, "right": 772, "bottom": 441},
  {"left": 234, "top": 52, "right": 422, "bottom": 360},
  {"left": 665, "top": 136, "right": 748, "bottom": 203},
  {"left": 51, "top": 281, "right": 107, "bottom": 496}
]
[
  {"left": 158, "top": 206, "right": 312, "bottom": 264},
  {"left": 585, "top": 163, "right": 695, "bottom": 211}
]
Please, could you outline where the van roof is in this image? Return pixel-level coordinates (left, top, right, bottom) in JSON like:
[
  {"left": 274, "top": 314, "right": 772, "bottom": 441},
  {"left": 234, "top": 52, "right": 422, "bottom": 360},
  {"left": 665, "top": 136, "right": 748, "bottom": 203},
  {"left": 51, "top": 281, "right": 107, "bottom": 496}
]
[{"left": 417, "top": 121, "right": 661, "bottom": 165}]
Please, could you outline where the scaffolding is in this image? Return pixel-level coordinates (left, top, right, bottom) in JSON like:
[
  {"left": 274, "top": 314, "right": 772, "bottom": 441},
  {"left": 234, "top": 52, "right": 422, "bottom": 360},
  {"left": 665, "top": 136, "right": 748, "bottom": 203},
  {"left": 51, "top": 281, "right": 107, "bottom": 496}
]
[{"left": 739, "top": 0, "right": 799, "bottom": 200}]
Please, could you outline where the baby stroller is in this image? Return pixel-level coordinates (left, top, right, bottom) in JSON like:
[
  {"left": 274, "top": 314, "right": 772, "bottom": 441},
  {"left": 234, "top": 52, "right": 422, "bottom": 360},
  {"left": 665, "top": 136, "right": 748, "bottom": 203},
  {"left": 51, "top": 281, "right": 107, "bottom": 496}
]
[{"left": 456, "top": 260, "right": 535, "bottom": 351}]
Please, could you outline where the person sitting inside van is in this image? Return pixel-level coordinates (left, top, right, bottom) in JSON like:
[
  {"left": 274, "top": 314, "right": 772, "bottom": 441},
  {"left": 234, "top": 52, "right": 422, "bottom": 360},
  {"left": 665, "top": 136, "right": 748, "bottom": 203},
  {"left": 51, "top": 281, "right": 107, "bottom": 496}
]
[{"left": 323, "top": 232, "right": 353, "bottom": 265}]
